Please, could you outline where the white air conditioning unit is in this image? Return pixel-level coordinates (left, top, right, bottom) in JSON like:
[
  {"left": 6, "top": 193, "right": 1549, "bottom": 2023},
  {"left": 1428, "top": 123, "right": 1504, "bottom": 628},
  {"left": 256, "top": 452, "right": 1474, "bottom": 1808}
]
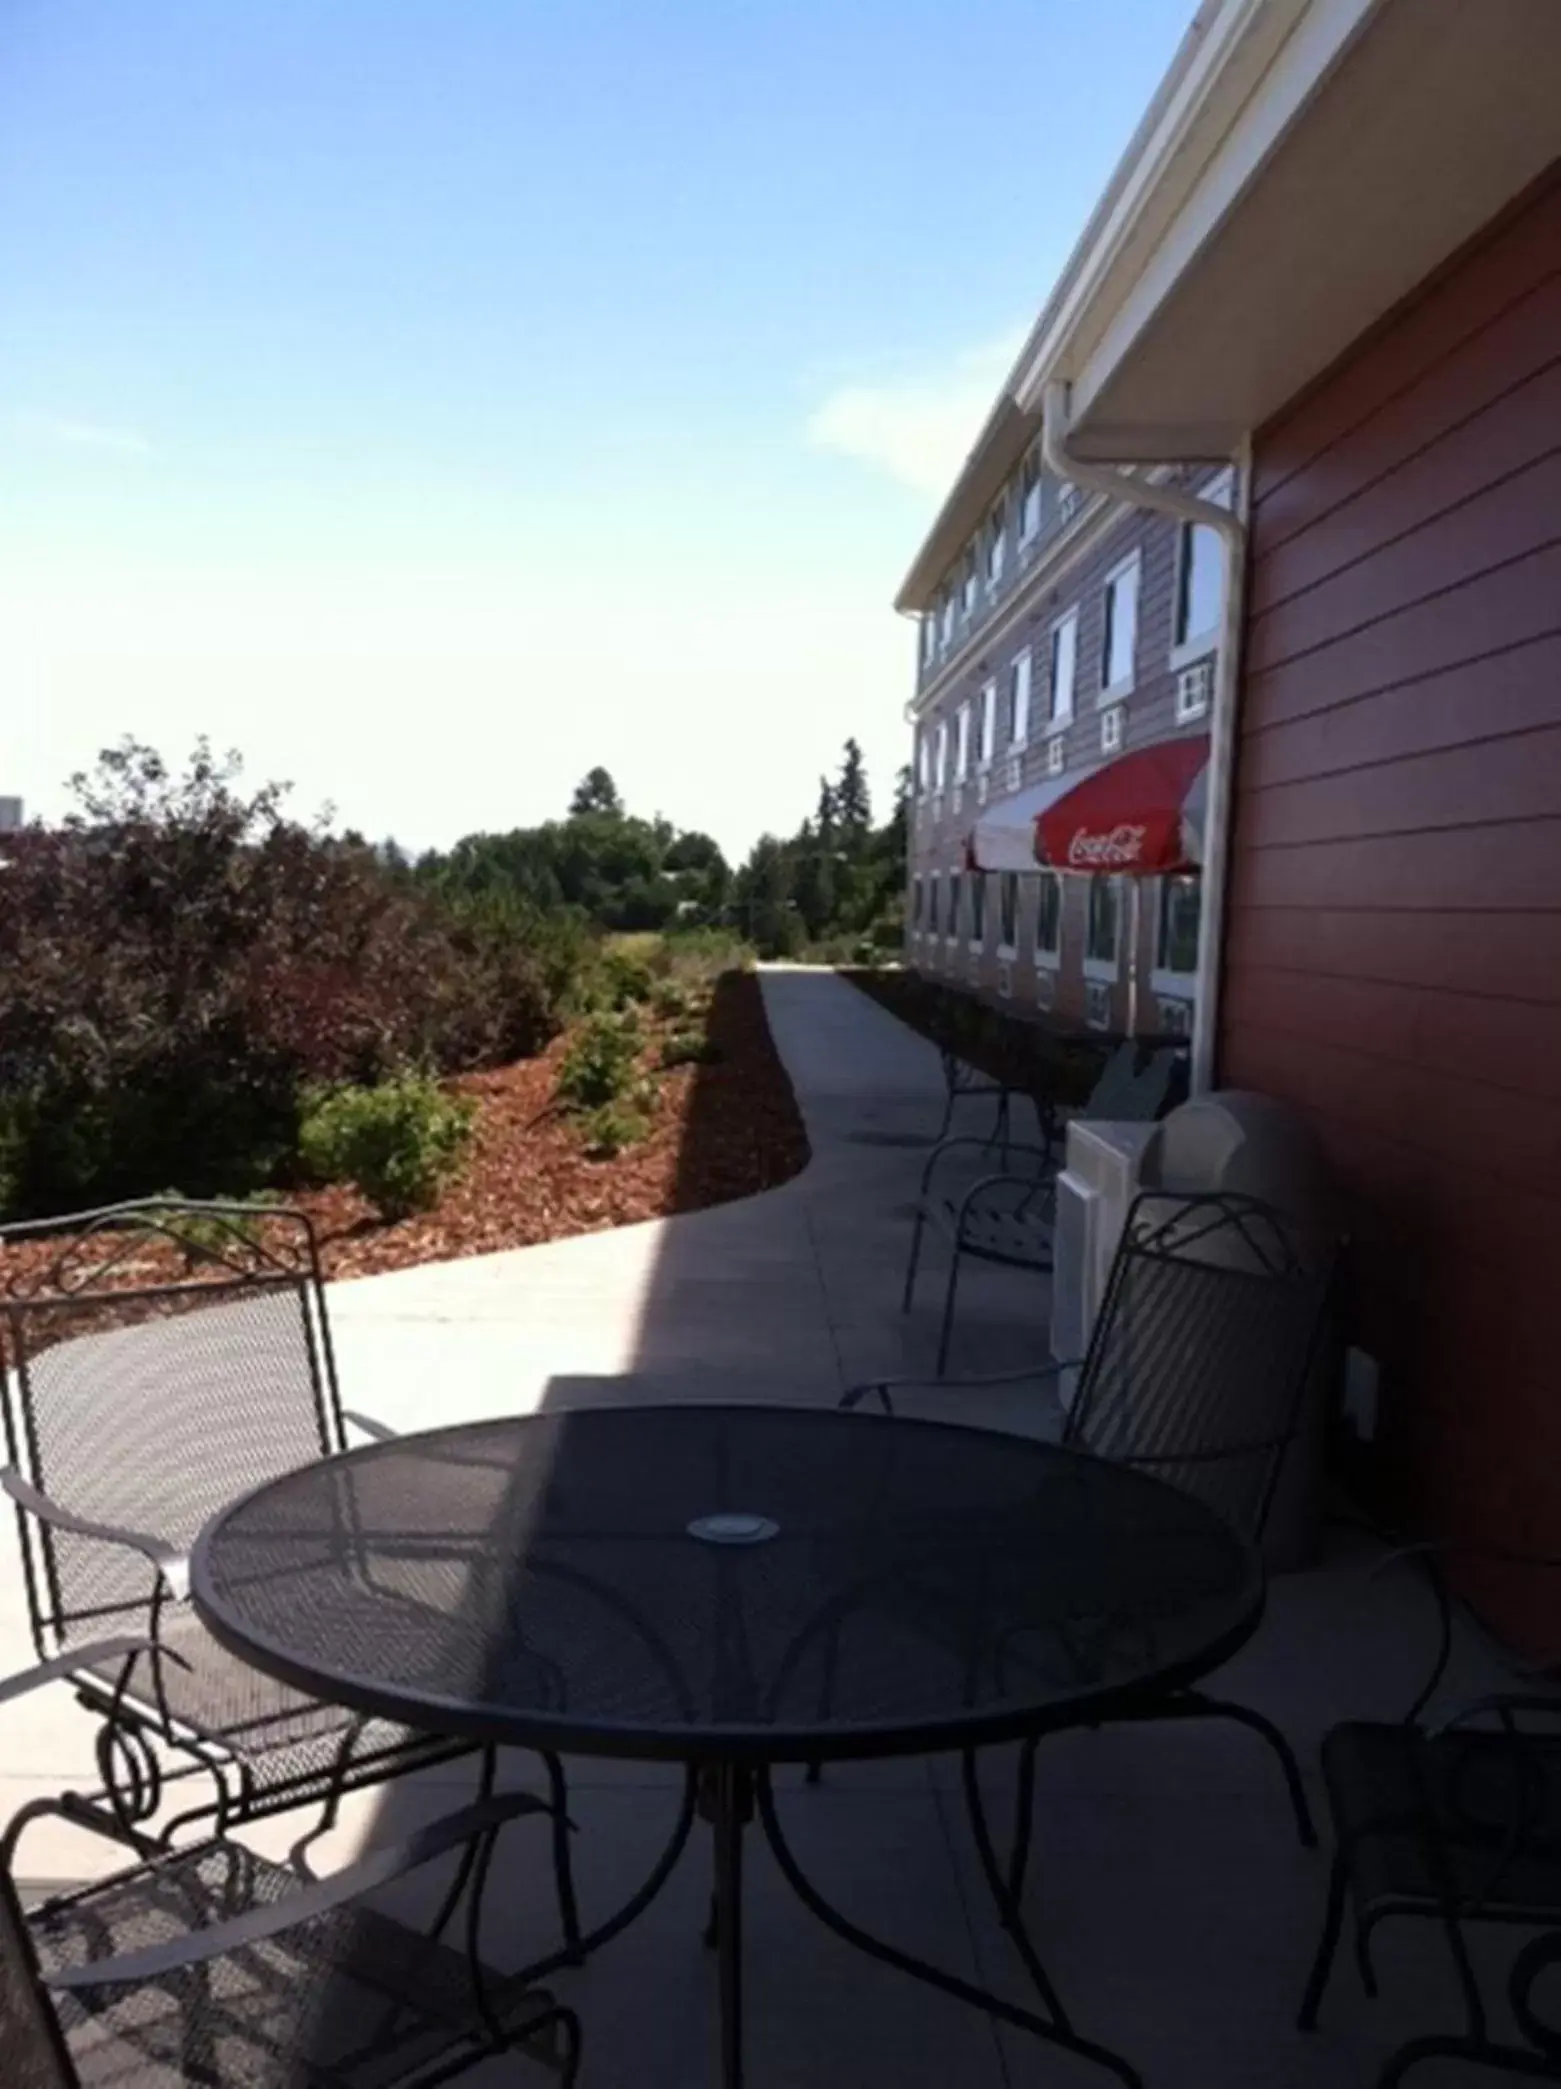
[
  {"left": 975, "top": 771, "right": 989, "bottom": 807},
  {"left": 1176, "top": 657, "right": 1215, "bottom": 721},
  {"left": 1004, "top": 753, "right": 1023, "bottom": 794},
  {"left": 1034, "top": 966, "right": 1055, "bottom": 1010},
  {"left": 1100, "top": 704, "right": 1124, "bottom": 755},
  {"left": 1085, "top": 979, "right": 1113, "bottom": 1029},
  {"left": 967, "top": 947, "right": 984, "bottom": 984},
  {"left": 1047, "top": 735, "right": 1066, "bottom": 777},
  {"left": 1157, "top": 995, "right": 1194, "bottom": 1037},
  {"left": 996, "top": 959, "right": 1013, "bottom": 999},
  {"left": 1051, "top": 1119, "right": 1164, "bottom": 1409}
]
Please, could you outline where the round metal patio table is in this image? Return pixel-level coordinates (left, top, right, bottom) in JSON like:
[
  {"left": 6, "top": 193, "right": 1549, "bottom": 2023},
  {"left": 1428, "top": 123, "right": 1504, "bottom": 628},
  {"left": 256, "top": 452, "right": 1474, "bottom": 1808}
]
[{"left": 191, "top": 1403, "right": 1264, "bottom": 2089}]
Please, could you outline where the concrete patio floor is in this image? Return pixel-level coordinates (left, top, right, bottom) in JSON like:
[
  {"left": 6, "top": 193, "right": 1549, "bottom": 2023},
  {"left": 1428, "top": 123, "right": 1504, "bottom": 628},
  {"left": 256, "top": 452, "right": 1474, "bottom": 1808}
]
[{"left": 0, "top": 968, "right": 1505, "bottom": 2084}]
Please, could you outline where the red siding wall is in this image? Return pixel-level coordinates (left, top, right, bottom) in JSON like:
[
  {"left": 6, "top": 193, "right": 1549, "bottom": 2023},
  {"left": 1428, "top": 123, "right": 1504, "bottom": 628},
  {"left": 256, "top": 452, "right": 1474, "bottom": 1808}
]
[{"left": 1221, "top": 167, "right": 1561, "bottom": 1632}]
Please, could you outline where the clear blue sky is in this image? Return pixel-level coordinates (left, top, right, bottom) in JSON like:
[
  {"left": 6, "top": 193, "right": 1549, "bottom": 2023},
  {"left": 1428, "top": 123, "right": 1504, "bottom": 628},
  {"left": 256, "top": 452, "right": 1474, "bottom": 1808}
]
[{"left": 1, "top": 0, "right": 1194, "bottom": 856}]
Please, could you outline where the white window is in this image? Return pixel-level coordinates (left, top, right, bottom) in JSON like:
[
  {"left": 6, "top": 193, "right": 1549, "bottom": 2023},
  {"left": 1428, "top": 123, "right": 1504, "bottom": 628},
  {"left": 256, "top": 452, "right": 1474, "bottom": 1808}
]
[
  {"left": 1100, "top": 554, "right": 1140, "bottom": 701},
  {"left": 1033, "top": 871, "right": 1062, "bottom": 964},
  {"left": 921, "top": 616, "right": 936, "bottom": 668},
  {"left": 1157, "top": 996, "right": 1194, "bottom": 1038},
  {"left": 916, "top": 732, "right": 930, "bottom": 797},
  {"left": 946, "top": 870, "right": 963, "bottom": 941},
  {"left": 1008, "top": 651, "right": 1032, "bottom": 747},
  {"left": 933, "top": 720, "right": 949, "bottom": 791},
  {"left": 1172, "top": 475, "right": 1231, "bottom": 664},
  {"left": 1155, "top": 874, "right": 1202, "bottom": 977},
  {"left": 1175, "top": 657, "right": 1215, "bottom": 723},
  {"left": 985, "top": 501, "right": 1007, "bottom": 589},
  {"left": 1084, "top": 876, "right": 1121, "bottom": 973},
  {"left": 954, "top": 702, "right": 971, "bottom": 782},
  {"left": 928, "top": 873, "right": 941, "bottom": 936},
  {"left": 1019, "top": 451, "right": 1042, "bottom": 542},
  {"left": 970, "top": 874, "right": 987, "bottom": 948},
  {"left": 997, "top": 872, "right": 1018, "bottom": 954},
  {"left": 1085, "top": 979, "right": 1114, "bottom": 1030},
  {"left": 1100, "top": 704, "right": 1124, "bottom": 755},
  {"left": 910, "top": 875, "right": 923, "bottom": 929},
  {"left": 961, "top": 547, "right": 979, "bottom": 619},
  {"left": 1047, "top": 733, "right": 1066, "bottom": 777},
  {"left": 939, "top": 588, "right": 956, "bottom": 650},
  {"left": 978, "top": 680, "right": 997, "bottom": 767},
  {"left": 1048, "top": 610, "right": 1078, "bottom": 726}
]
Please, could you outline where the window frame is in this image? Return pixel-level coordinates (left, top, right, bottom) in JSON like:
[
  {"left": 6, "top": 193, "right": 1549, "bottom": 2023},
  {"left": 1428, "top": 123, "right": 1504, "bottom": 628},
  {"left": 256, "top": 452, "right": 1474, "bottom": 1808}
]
[
  {"left": 978, "top": 679, "right": 997, "bottom": 769},
  {"left": 1047, "top": 607, "right": 1079, "bottom": 729},
  {"left": 1151, "top": 873, "right": 1202, "bottom": 998},
  {"left": 1032, "top": 870, "right": 1063, "bottom": 970},
  {"left": 984, "top": 499, "right": 1007, "bottom": 591},
  {"left": 960, "top": 546, "right": 979, "bottom": 620},
  {"left": 1018, "top": 451, "right": 1042, "bottom": 544},
  {"left": 954, "top": 701, "right": 972, "bottom": 783},
  {"left": 996, "top": 871, "right": 1019, "bottom": 958},
  {"left": 933, "top": 719, "right": 949, "bottom": 792},
  {"left": 927, "top": 871, "right": 941, "bottom": 938},
  {"left": 1082, "top": 874, "right": 1123, "bottom": 981},
  {"left": 1170, "top": 468, "right": 1234, "bottom": 670},
  {"left": 939, "top": 587, "right": 956, "bottom": 650},
  {"left": 945, "top": 868, "right": 964, "bottom": 946},
  {"left": 969, "top": 872, "right": 987, "bottom": 952},
  {"left": 1098, "top": 550, "right": 1141, "bottom": 705},
  {"left": 1008, "top": 650, "right": 1032, "bottom": 749}
]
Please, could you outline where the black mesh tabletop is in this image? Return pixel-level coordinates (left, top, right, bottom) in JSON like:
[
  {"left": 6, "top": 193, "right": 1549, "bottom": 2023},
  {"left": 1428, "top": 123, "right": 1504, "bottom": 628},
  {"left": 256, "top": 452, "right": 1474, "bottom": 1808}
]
[{"left": 191, "top": 1405, "right": 1263, "bottom": 1764}]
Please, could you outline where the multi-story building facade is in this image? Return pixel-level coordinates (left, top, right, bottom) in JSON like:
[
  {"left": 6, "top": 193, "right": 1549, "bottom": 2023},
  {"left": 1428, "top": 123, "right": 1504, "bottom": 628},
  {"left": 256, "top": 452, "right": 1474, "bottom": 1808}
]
[{"left": 898, "top": 438, "right": 1224, "bottom": 1038}]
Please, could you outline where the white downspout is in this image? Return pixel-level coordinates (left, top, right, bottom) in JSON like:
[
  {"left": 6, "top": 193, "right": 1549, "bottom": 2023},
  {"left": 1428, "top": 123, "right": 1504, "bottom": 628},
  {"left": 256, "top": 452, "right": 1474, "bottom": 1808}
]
[{"left": 1040, "top": 380, "right": 1247, "bottom": 1095}]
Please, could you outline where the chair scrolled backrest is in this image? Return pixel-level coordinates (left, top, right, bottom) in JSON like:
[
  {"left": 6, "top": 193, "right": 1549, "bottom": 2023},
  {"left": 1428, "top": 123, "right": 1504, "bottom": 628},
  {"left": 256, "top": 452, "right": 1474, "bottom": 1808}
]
[
  {"left": 0, "top": 1861, "right": 78, "bottom": 2089},
  {"left": 0, "top": 1200, "right": 343, "bottom": 1657},
  {"left": 1063, "top": 1189, "right": 1337, "bottom": 1544}
]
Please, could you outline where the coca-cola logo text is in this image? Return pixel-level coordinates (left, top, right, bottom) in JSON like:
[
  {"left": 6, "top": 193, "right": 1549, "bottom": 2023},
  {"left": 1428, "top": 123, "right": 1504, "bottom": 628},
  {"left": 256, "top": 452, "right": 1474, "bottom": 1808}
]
[{"left": 1066, "top": 823, "right": 1146, "bottom": 868}]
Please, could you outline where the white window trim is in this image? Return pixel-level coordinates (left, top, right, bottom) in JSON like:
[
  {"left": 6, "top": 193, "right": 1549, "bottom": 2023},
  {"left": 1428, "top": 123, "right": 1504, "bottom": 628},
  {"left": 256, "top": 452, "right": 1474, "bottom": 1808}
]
[
  {"left": 1047, "top": 606, "right": 1078, "bottom": 727},
  {"left": 1151, "top": 969, "right": 1196, "bottom": 999},
  {"left": 1097, "top": 550, "right": 1142, "bottom": 706},
  {"left": 1017, "top": 450, "right": 1043, "bottom": 546},
  {"left": 953, "top": 702, "right": 971, "bottom": 783},
  {"left": 1085, "top": 979, "right": 1115, "bottom": 1031},
  {"left": 1168, "top": 468, "right": 1232, "bottom": 670},
  {"left": 977, "top": 679, "right": 998, "bottom": 770},
  {"left": 1082, "top": 952, "right": 1120, "bottom": 983},
  {"left": 1032, "top": 873, "right": 1064, "bottom": 971},
  {"left": 1008, "top": 651, "right": 1032, "bottom": 751}
]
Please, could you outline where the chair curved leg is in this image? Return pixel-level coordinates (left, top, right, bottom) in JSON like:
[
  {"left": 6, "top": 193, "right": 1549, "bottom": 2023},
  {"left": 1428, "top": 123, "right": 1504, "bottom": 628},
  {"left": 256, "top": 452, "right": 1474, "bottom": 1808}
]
[
  {"left": 1169, "top": 1692, "right": 1317, "bottom": 1846},
  {"left": 541, "top": 1750, "right": 584, "bottom": 1962},
  {"left": 1007, "top": 1734, "right": 1041, "bottom": 1910},
  {"left": 1297, "top": 1847, "right": 1349, "bottom": 2030},
  {"left": 936, "top": 1241, "right": 965, "bottom": 1376},
  {"left": 903, "top": 1206, "right": 930, "bottom": 1313},
  {"left": 1378, "top": 2035, "right": 1559, "bottom": 2088},
  {"left": 1355, "top": 1913, "right": 1380, "bottom": 2000}
]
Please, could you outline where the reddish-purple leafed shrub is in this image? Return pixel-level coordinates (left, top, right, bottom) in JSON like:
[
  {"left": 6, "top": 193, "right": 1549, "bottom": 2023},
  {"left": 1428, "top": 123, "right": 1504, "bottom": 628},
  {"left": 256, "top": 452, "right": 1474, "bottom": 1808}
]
[{"left": 0, "top": 742, "right": 573, "bottom": 1213}]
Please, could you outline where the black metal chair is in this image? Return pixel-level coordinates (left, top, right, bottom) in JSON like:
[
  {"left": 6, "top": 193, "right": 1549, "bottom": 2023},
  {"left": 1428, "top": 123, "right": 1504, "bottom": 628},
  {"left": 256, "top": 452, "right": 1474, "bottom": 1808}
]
[
  {"left": 903, "top": 1044, "right": 1181, "bottom": 1373},
  {"left": 1299, "top": 1548, "right": 1561, "bottom": 2086},
  {"left": 0, "top": 1640, "right": 580, "bottom": 2087},
  {"left": 0, "top": 1199, "right": 577, "bottom": 1949},
  {"left": 851, "top": 1190, "right": 1337, "bottom": 1867}
]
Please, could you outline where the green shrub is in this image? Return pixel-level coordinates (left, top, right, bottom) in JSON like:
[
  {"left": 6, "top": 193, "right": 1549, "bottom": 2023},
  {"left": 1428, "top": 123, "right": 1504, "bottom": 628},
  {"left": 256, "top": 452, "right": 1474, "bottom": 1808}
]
[
  {"left": 298, "top": 1074, "right": 476, "bottom": 1220},
  {"left": 651, "top": 980, "right": 693, "bottom": 1021},
  {"left": 554, "top": 1013, "right": 642, "bottom": 1110},
  {"left": 578, "top": 1102, "right": 651, "bottom": 1159},
  {"left": 658, "top": 1030, "right": 722, "bottom": 1070},
  {"left": 598, "top": 949, "right": 656, "bottom": 1011}
]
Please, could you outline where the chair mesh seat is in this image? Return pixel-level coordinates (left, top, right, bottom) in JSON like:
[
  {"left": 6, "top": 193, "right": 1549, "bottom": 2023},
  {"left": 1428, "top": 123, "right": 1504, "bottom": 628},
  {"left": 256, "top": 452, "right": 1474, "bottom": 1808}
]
[
  {"left": 29, "top": 1841, "right": 564, "bottom": 2088},
  {"left": 1322, "top": 1721, "right": 1561, "bottom": 1923},
  {"left": 952, "top": 1193, "right": 1055, "bottom": 1264},
  {"left": 78, "top": 1611, "right": 463, "bottom": 1795}
]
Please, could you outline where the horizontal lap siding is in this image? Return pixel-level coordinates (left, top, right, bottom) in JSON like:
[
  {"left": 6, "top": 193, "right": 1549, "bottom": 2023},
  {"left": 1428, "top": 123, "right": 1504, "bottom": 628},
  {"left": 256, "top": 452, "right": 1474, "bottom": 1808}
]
[{"left": 1222, "top": 168, "right": 1561, "bottom": 1615}]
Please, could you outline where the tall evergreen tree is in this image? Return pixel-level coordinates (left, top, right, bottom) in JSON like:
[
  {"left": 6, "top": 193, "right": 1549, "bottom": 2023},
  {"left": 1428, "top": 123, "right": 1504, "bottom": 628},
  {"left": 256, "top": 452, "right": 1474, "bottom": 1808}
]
[
  {"left": 834, "top": 738, "right": 872, "bottom": 842},
  {"left": 568, "top": 767, "right": 624, "bottom": 819}
]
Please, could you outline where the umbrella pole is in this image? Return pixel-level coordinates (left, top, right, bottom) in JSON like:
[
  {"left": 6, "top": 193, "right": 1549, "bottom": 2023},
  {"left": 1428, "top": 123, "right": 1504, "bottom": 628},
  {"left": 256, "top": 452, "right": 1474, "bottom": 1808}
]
[{"left": 1126, "top": 877, "right": 1142, "bottom": 1038}]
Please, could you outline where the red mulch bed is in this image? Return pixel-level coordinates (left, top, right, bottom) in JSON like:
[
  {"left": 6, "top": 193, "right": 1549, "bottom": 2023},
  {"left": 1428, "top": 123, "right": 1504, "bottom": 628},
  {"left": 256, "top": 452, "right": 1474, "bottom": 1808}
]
[{"left": 0, "top": 971, "right": 810, "bottom": 1291}]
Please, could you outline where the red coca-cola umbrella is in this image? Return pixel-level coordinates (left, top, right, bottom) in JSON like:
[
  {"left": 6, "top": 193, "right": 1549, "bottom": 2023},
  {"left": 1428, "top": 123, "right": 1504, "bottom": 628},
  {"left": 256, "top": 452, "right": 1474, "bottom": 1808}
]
[
  {"left": 968, "top": 733, "right": 1209, "bottom": 876},
  {"left": 1035, "top": 733, "right": 1209, "bottom": 874}
]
